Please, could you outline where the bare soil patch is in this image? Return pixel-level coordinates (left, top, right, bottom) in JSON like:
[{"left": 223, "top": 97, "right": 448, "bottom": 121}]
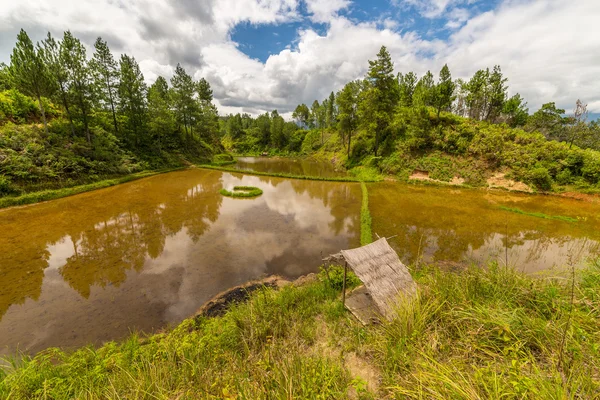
[{"left": 487, "top": 172, "right": 532, "bottom": 192}]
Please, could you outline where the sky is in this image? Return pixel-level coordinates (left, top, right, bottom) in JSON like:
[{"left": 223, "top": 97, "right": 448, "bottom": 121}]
[{"left": 0, "top": 0, "right": 599, "bottom": 118}]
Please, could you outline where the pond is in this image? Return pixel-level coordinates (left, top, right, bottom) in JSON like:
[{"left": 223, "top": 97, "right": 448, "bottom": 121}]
[
  {"left": 1, "top": 159, "right": 599, "bottom": 356},
  {"left": 369, "top": 182, "right": 600, "bottom": 273},
  {"left": 232, "top": 156, "right": 347, "bottom": 178},
  {"left": 0, "top": 168, "right": 361, "bottom": 355}
]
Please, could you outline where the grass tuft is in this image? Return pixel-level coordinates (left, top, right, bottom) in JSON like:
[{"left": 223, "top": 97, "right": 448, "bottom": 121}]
[
  {"left": 220, "top": 186, "right": 263, "bottom": 198},
  {"left": 499, "top": 206, "right": 579, "bottom": 223}
]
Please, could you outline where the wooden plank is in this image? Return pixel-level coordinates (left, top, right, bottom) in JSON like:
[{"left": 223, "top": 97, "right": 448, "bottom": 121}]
[
  {"left": 341, "top": 238, "right": 416, "bottom": 320},
  {"left": 345, "top": 286, "right": 382, "bottom": 325}
]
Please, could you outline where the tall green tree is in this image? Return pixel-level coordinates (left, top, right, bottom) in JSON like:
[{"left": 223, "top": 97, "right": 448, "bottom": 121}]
[
  {"left": 0, "top": 63, "right": 11, "bottom": 90},
  {"left": 326, "top": 91, "right": 336, "bottom": 127},
  {"left": 336, "top": 80, "right": 360, "bottom": 158},
  {"left": 502, "top": 94, "right": 528, "bottom": 127},
  {"left": 465, "top": 69, "right": 489, "bottom": 120},
  {"left": 170, "top": 64, "right": 197, "bottom": 139},
  {"left": 9, "top": 29, "right": 53, "bottom": 134},
  {"left": 270, "top": 110, "right": 286, "bottom": 149},
  {"left": 119, "top": 54, "right": 147, "bottom": 147},
  {"left": 434, "top": 64, "right": 455, "bottom": 117},
  {"left": 41, "top": 32, "right": 75, "bottom": 137},
  {"left": 398, "top": 71, "right": 417, "bottom": 107},
  {"left": 413, "top": 71, "right": 435, "bottom": 109},
  {"left": 525, "top": 102, "right": 568, "bottom": 140},
  {"left": 292, "top": 103, "right": 310, "bottom": 127},
  {"left": 61, "top": 31, "right": 94, "bottom": 143},
  {"left": 197, "top": 77, "right": 213, "bottom": 102},
  {"left": 90, "top": 37, "right": 119, "bottom": 134},
  {"left": 147, "top": 76, "right": 175, "bottom": 152},
  {"left": 364, "top": 46, "right": 398, "bottom": 155},
  {"left": 485, "top": 65, "right": 508, "bottom": 122}
]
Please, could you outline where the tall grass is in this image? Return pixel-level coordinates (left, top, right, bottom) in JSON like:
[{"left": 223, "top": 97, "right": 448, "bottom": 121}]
[
  {"left": 360, "top": 182, "right": 373, "bottom": 245},
  {"left": 1, "top": 263, "right": 599, "bottom": 399}
]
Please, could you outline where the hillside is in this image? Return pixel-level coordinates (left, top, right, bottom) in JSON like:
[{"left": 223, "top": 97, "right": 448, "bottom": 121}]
[{"left": 0, "top": 30, "right": 220, "bottom": 199}]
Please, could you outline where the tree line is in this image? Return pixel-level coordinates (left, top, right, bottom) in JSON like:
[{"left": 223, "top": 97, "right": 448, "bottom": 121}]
[
  {"left": 285, "top": 46, "right": 598, "bottom": 157},
  {"left": 0, "top": 29, "right": 219, "bottom": 154}
]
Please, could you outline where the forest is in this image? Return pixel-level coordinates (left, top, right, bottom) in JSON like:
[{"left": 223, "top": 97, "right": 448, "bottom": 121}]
[{"left": 0, "top": 29, "right": 220, "bottom": 196}]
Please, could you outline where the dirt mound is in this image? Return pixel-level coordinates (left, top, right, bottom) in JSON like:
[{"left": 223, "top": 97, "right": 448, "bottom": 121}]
[{"left": 487, "top": 172, "right": 531, "bottom": 192}]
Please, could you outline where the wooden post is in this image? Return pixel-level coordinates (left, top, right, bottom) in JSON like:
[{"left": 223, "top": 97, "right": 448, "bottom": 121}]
[{"left": 342, "top": 261, "right": 348, "bottom": 306}]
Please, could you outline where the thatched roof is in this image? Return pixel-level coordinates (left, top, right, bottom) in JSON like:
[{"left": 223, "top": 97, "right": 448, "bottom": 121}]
[{"left": 329, "top": 238, "right": 416, "bottom": 320}]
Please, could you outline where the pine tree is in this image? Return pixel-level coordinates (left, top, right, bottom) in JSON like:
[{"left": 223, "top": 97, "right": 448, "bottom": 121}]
[
  {"left": 9, "top": 29, "right": 52, "bottom": 134},
  {"left": 485, "top": 65, "right": 508, "bottom": 122},
  {"left": 326, "top": 91, "right": 335, "bottom": 127},
  {"left": 398, "top": 71, "right": 417, "bottom": 107},
  {"left": 170, "top": 64, "right": 197, "bottom": 139},
  {"left": 61, "top": 31, "right": 94, "bottom": 143},
  {"left": 413, "top": 71, "right": 435, "bottom": 108},
  {"left": 365, "top": 46, "right": 398, "bottom": 155},
  {"left": 119, "top": 54, "right": 147, "bottom": 148},
  {"left": 147, "top": 76, "right": 175, "bottom": 152},
  {"left": 434, "top": 64, "right": 456, "bottom": 117},
  {"left": 40, "top": 32, "right": 75, "bottom": 137},
  {"left": 90, "top": 37, "right": 119, "bottom": 134},
  {"left": 336, "top": 80, "right": 360, "bottom": 158},
  {"left": 465, "top": 69, "right": 489, "bottom": 120}
]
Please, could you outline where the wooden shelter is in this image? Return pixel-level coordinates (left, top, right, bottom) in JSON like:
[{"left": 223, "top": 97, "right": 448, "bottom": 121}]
[{"left": 324, "top": 238, "right": 416, "bottom": 322}]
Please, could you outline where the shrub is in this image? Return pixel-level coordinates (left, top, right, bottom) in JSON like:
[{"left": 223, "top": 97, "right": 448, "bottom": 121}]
[
  {"left": 528, "top": 167, "right": 553, "bottom": 191},
  {"left": 0, "top": 174, "right": 14, "bottom": 195}
]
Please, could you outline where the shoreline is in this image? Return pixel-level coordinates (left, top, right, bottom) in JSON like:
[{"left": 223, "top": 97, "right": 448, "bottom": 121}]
[
  {"left": 2, "top": 157, "right": 598, "bottom": 211},
  {"left": 0, "top": 167, "right": 187, "bottom": 210}
]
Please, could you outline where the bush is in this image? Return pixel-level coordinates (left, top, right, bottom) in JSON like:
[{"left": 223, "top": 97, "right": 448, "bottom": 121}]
[
  {"left": 213, "top": 153, "right": 233, "bottom": 162},
  {"left": 0, "top": 175, "right": 14, "bottom": 195},
  {"left": 528, "top": 167, "right": 553, "bottom": 191}
]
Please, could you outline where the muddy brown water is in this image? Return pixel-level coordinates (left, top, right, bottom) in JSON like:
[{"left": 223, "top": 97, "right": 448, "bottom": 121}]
[
  {"left": 0, "top": 168, "right": 360, "bottom": 355},
  {"left": 370, "top": 182, "right": 600, "bottom": 273},
  {"left": 233, "top": 156, "right": 347, "bottom": 177},
  {"left": 1, "top": 160, "right": 599, "bottom": 356}
]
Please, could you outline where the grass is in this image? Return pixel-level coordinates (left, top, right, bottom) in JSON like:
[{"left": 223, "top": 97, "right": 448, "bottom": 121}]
[
  {"left": 361, "top": 182, "right": 373, "bottom": 246},
  {"left": 0, "top": 167, "right": 185, "bottom": 209},
  {"left": 499, "top": 206, "right": 580, "bottom": 223},
  {"left": 220, "top": 186, "right": 264, "bottom": 198},
  {"left": 211, "top": 160, "right": 237, "bottom": 167},
  {"left": 1, "top": 261, "right": 599, "bottom": 399},
  {"left": 198, "top": 164, "right": 382, "bottom": 182}
]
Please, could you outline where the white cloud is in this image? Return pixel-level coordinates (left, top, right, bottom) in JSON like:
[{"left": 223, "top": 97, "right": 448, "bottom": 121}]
[
  {"left": 0, "top": 0, "right": 599, "bottom": 116},
  {"left": 304, "top": 0, "right": 351, "bottom": 23},
  {"left": 397, "top": 0, "right": 455, "bottom": 18}
]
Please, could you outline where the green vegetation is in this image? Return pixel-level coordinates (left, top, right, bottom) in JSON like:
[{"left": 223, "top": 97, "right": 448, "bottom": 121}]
[
  {"left": 220, "top": 185, "right": 263, "bottom": 198},
  {"left": 218, "top": 47, "right": 600, "bottom": 193},
  {"left": 198, "top": 164, "right": 380, "bottom": 182},
  {"left": 499, "top": 206, "right": 579, "bottom": 223},
  {"left": 360, "top": 182, "right": 373, "bottom": 246},
  {"left": 2, "top": 261, "right": 598, "bottom": 399},
  {"left": 1, "top": 29, "right": 220, "bottom": 203}
]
